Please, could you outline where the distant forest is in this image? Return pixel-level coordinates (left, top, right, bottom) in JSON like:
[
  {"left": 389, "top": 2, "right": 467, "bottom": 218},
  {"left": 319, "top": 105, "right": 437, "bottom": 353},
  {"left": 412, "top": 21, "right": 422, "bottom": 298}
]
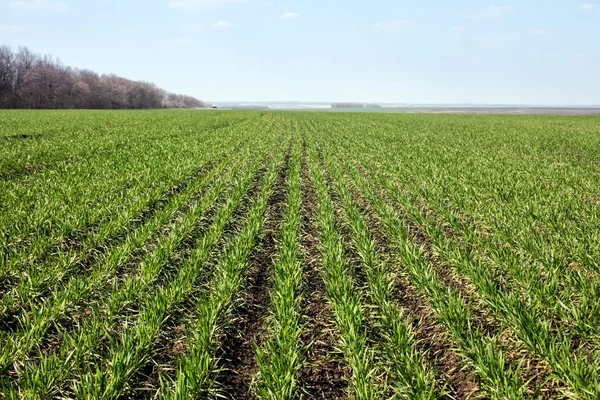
[{"left": 0, "top": 46, "right": 207, "bottom": 110}]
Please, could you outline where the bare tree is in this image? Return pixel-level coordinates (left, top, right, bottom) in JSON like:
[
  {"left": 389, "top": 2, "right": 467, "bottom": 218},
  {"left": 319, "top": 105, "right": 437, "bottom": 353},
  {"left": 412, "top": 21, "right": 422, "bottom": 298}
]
[
  {"left": 0, "top": 45, "right": 207, "bottom": 109},
  {"left": 13, "top": 46, "right": 37, "bottom": 108},
  {"left": 0, "top": 45, "right": 15, "bottom": 107}
]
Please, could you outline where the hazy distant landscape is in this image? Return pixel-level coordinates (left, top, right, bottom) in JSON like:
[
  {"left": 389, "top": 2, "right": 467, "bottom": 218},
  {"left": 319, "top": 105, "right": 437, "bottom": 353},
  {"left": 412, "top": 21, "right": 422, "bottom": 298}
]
[{"left": 211, "top": 101, "right": 600, "bottom": 115}]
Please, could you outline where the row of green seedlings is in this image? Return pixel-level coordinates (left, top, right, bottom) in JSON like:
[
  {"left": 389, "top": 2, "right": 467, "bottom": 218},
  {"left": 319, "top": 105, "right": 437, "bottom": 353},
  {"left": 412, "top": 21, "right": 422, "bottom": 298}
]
[
  {"left": 0, "top": 143, "right": 268, "bottom": 398},
  {"left": 0, "top": 127, "right": 242, "bottom": 306},
  {"left": 309, "top": 131, "right": 529, "bottom": 399},
  {"left": 341, "top": 112, "right": 600, "bottom": 274},
  {"left": 359, "top": 128, "right": 600, "bottom": 340},
  {"left": 253, "top": 140, "right": 303, "bottom": 399},
  {"left": 0, "top": 142, "right": 175, "bottom": 269},
  {"left": 1, "top": 116, "right": 253, "bottom": 273},
  {"left": 0, "top": 150, "right": 237, "bottom": 376},
  {"left": 444, "top": 138, "right": 600, "bottom": 277},
  {"left": 158, "top": 140, "right": 289, "bottom": 399},
  {"left": 324, "top": 116, "right": 587, "bottom": 329},
  {"left": 363, "top": 111, "right": 600, "bottom": 204},
  {"left": 411, "top": 164, "right": 600, "bottom": 341},
  {"left": 361, "top": 146, "right": 599, "bottom": 332},
  {"left": 0, "top": 134, "right": 243, "bottom": 326},
  {"left": 72, "top": 142, "right": 284, "bottom": 399},
  {"left": 304, "top": 144, "right": 379, "bottom": 400},
  {"left": 0, "top": 115, "right": 251, "bottom": 284},
  {"left": 342, "top": 133, "right": 600, "bottom": 398},
  {"left": 351, "top": 118, "right": 600, "bottom": 337},
  {"left": 325, "top": 158, "right": 440, "bottom": 399},
  {"left": 365, "top": 161, "right": 600, "bottom": 398},
  {"left": 335, "top": 114, "right": 600, "bottom": 341}
]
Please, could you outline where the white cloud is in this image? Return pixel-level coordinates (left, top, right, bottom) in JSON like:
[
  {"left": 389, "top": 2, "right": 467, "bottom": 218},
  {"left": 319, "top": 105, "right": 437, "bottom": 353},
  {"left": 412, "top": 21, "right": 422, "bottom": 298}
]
[
  {"left": 580, "top": 3, "right": 598, "bottom": 10},
  {"left": 369, "top": 19, "right": 414, "bottom": 32},
  {"left": 529, "top": 28, "right": 548, "bottom": 36},
  {"left": 214, "top": 20, "right": 237, "bottom": 28},
  {"left": 168, "top": 0, "right": 246, "bottom": 10},
  {"left": 280, "top": 12, "right": 299, "bottom": 19},
  {"left": 9, "top": 0, "right": 71, "bottom": 11}
]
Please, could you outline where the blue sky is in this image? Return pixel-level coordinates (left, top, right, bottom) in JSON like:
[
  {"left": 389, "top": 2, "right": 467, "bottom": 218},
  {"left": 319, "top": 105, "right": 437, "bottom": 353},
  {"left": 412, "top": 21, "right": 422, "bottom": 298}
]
[{"left": 1, "top": 0, "right": 599, "bottom": 104}]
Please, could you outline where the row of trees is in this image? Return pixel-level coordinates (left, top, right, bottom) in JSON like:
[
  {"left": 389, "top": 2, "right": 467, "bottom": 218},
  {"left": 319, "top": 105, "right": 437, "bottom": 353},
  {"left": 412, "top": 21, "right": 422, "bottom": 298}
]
[{"left": 0, "top": 46, "right": 207, "bottom": 109}]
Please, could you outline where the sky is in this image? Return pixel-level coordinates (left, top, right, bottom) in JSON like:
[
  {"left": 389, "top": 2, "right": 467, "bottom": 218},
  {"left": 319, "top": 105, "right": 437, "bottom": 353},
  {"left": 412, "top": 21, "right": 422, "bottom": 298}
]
[{"left": 1, "top": 0, "right": 599, "bottom": 105}]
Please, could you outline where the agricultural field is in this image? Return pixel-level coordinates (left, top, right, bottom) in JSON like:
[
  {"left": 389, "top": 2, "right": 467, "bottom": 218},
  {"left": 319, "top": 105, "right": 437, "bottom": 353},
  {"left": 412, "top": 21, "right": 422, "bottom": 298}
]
[{"left": 1, "top": 109, "right": 600, "bottom": 399}]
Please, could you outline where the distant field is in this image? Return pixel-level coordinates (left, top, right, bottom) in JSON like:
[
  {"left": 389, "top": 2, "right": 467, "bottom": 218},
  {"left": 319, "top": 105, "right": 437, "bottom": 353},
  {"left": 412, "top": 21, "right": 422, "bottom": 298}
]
[{"left": 2, "top": 110, "right": 600, "bottom": 399}]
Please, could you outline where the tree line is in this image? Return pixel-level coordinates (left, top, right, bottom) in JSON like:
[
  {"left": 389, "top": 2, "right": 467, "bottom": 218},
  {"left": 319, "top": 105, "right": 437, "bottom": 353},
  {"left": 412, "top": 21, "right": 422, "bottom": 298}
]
[{"left": 0, "top": 46, "right": 207, "bottom": 109}]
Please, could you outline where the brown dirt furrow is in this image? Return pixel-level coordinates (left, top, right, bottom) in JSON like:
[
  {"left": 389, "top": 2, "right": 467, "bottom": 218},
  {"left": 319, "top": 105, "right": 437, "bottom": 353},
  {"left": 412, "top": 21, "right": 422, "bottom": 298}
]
[
  {"left": 298, "top": 139, "right": 347, "bottom": 400},
  {"left": 401, "top": 214, "right": 501, "bottom": 338},
  {"left": 393, "top": 274, "right": 480, "bottom": 400},
  {"left": 314, "top": 153, "right": 383, "bottom": 371},
  {"left": 216, "top": 143, "right": 291, "bottom": 400},
  {"left": 125, "top": 312, "right": 190, "bottom": 399}
]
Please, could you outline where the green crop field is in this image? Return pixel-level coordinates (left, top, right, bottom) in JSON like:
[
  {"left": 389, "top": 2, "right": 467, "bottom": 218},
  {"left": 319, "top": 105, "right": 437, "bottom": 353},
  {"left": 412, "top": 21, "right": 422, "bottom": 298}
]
[{"left": 1, "top": 109, "right": 600, "bottom": 399}]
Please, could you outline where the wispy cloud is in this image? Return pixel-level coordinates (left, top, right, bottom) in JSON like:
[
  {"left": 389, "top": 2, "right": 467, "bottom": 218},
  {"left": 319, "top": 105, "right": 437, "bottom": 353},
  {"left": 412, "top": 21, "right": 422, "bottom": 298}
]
[
  {"left": 529, "top": 28, "right": 548, "bottom": 36},
  {"left": 451, "top": 26, "right": 467, "bottom": 33},
  {"left": 369, "top": 19, "right": 414, "bottom": 32},
  {"left": 160, "top": 37, "right": 193, "bottom": 45},
  {"left": 214, "top": 20, "right": 238, "bottom": 29},
  {"left": 547, "top": 52, "right": 559, "bottom": 57},
  {"left": 466, "top": 4, "right": 513, "bottom": 18},
  {"left": 488, "top": 4, "right": 513, "bottom": 13},
  {"left": 9, "top": 0, "right": 71, "bottom": 11},
  {"left": 0, "top": 25, "right": 25, "bottom": 32},
  {"left": 168, "top": 0, "right": 246, "bottom": 10},
  {"left": 580, "top": 3, "right": 598, "bottom": 10},
  {"left": 472, "top": 34, "right": 517, "bottom": 48},
  {"left": 280, "top": 12, "right": 299, "bottom": 19},
  {"left": 119, "top": 25, "right": 141, "bottom": 33}
]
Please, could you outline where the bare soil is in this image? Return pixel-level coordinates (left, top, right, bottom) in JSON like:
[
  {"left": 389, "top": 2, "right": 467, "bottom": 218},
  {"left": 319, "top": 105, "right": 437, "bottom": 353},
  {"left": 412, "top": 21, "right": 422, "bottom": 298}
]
[
  {"left": 216, "top": 143, "right": 292, "bottom": 399},
  {"left": 298, "top": 140, "right": 348, "bottom": 399}
]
